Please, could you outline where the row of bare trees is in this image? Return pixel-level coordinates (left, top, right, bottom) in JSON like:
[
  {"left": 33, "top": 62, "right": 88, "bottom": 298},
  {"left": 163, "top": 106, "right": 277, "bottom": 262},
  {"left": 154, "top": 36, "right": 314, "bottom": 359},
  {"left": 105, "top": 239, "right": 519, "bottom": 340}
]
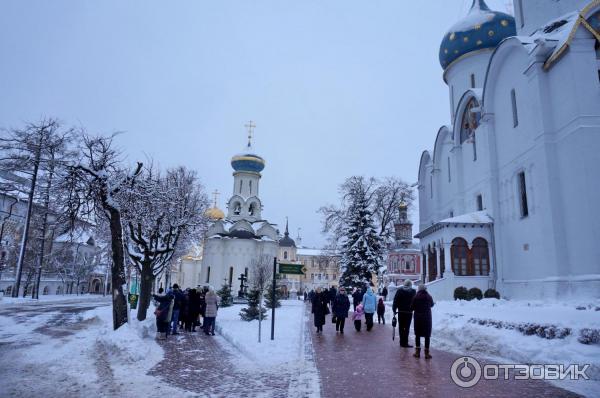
[{"left": 1, "top": 119, "right": 209, "bottom": 329}]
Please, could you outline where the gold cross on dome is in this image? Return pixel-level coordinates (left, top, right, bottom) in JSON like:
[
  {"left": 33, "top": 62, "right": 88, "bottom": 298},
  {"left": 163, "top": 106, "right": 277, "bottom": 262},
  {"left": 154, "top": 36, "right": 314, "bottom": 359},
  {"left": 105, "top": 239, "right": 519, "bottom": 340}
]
[
  {"left": 244, "top": 120, "right": 256, "bottom": 148},
  {"left": 212, "top": 189, "right": 220, "bottom": 207}
]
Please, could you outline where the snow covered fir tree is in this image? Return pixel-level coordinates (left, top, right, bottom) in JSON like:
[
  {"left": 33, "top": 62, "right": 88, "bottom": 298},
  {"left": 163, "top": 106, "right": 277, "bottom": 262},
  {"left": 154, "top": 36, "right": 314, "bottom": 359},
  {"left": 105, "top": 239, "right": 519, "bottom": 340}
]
[
  {"left": 216, "top": 283, "right": 233, "bottom": 307},
  {"left": 339, "top": 188, "right": 384, "bottom": 289},
  {"left": 239, "top": 287, "right": 268, "bottom": 321}
]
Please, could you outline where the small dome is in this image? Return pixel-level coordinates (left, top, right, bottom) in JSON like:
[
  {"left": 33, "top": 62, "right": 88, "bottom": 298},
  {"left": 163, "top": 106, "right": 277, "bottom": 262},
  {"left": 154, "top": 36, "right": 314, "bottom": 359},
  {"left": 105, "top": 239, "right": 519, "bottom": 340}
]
[
  {"left": 439, "top": 0, "right": 515, "bottom": 70},
  {"left": 231, "top": 153, "right": 265, "bottom": 173},
  {"left": 205, "top": 207, "right": 225, "bottom": 220},
  {"left": 279, "top": 219, "right": 296, "bottom": 247},
  {"left": 279, "top": 234, "right": 296, "bottom": 248}
]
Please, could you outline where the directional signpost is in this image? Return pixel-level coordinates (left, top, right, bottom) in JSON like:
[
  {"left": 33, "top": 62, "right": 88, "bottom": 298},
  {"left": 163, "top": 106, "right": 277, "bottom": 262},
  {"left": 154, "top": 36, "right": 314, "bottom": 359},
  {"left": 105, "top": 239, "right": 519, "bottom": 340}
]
[{"left": 278, "top": 262, "right": 306, "bottom": 275}]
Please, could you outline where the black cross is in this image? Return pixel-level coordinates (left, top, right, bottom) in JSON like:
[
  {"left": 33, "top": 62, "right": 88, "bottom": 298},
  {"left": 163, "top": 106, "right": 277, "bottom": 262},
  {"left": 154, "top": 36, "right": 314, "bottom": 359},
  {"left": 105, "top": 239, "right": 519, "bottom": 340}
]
[{"left": 237, "top": 273, "right": 248, "bottom": 298}]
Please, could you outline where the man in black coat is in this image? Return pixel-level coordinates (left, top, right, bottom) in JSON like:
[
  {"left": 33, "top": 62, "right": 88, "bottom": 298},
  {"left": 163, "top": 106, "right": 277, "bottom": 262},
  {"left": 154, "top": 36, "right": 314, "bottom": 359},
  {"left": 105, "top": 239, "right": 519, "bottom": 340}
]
[
  {"left": 352, "top": 287, "right": 363, "bottom": 311},
  {"left": 381, "top": 285, "right": 388, "bottom": 301},
  {"left": 392, "top": 279, "right": 416, "bottom": 348},
  {"left": 328, "top": 286, "right": 337, "bottom": 307}
]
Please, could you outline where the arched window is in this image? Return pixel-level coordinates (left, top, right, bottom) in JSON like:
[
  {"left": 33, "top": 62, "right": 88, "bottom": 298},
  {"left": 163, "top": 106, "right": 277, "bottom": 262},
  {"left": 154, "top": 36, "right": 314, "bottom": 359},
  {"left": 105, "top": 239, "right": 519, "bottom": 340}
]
[
  {"left": 472, "top": 238, "right": 490, "bottom": 276},
  {"left": 248, "top": 202, "right": 256, "bottom": 216},
  {"left": 233, "top": 202, "right": 241, "bottom": 215},
  {"left": 460, "top": 98, "right": 481, "bottom": 144},
  {"left": 249, "top": 180, "right": 253, "bottom": 195},
  {"left": 451, "top": 238, "right": 469, "bottom": 276},
  {"left": 284, "top": 251, "right": 288, "bottom": 260},
  {"left": 43, "top": 286, "right": 49, "bottom": 295}
]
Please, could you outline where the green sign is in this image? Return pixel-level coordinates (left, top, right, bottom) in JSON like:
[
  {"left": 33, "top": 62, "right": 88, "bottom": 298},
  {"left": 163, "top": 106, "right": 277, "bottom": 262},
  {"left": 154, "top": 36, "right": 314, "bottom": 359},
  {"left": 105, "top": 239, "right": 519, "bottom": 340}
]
[{"left": 278, "top": 263, "right": 305, "bottom": 275}]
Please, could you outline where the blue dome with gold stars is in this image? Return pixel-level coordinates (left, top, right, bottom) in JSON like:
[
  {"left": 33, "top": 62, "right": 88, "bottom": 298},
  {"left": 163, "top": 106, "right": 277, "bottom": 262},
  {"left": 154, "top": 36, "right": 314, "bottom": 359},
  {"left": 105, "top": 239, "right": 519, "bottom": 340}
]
[
  {"left": 439, "top": 0, "right": 516, "bottom": 70},
  {"left": 231, "top": 153, "right": 265, "bottom": 173}
]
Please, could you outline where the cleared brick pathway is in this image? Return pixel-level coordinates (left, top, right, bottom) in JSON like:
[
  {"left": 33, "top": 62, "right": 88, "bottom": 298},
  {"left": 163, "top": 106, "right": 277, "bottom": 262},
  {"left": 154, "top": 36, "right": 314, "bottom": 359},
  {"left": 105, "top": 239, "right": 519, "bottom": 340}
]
[
  {"left": 310, "top": 306, "right": 581, "bottom": 398},
  {"left": 149, "top": 331, "right": 293, "bottom": 397}
]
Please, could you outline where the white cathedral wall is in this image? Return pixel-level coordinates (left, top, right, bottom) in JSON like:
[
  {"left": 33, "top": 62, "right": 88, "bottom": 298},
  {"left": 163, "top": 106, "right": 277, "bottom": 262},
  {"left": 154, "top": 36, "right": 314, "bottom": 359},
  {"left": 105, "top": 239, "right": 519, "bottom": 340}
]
[
  {"left": 489, "top": 32, "right": 600, "bottom": 299},
  {"left": 444, "top": 51, "right": 491, "bottom": 122},
  {"left": 200, "top": 238, "right": 278, "bottom": 293}
]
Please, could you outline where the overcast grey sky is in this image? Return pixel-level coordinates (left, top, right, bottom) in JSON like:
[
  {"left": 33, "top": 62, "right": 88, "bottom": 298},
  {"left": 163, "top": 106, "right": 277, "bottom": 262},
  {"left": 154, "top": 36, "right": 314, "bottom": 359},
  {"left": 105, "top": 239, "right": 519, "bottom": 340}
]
[{"left": 0, "top": 0, "right": 511, "bottom": 248}]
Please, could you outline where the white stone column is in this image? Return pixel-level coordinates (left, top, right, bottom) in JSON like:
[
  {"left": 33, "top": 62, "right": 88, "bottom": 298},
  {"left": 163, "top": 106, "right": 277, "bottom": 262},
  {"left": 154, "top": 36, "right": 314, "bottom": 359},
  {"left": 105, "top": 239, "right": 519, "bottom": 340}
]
[{"left": 443, "top": 241, "right": 454, "bottom": 278}]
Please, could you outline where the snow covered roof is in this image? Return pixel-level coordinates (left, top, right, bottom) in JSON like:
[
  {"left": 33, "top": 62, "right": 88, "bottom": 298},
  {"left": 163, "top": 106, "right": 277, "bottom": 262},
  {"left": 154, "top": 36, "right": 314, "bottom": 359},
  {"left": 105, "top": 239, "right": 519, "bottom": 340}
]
[
  {"left": 56, "top": 226, "right": 95, "bottom": 245},
  {"left": 415, "top": 211, "right": 493, "bottom": 239},
  {"left": 502, "top": 2, "right": 600, "bottom": 71},
  {"left": 205, "top": 217, "right": 278, "bottom": 241},
  {"left": 439, "top": 210, "right": 493, "bottom": 224}
]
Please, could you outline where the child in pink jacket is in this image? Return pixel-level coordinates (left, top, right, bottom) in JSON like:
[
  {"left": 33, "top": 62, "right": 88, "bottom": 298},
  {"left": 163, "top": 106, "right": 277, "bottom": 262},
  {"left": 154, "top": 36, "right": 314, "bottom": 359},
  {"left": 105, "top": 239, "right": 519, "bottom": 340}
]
[{"left": 353, "top": 303, "right": 364, "bottom": 332}]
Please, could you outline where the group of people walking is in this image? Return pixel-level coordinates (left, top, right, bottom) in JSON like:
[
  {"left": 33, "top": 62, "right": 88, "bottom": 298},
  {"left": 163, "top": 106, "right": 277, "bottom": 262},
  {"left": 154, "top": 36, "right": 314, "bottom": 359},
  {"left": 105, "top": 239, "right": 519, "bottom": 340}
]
[
  {"left": 153, "top": 284, "right": 220, "bottom": 339},
  {"left": 309, "top": 279, "right": 435, "bottom": 360}
]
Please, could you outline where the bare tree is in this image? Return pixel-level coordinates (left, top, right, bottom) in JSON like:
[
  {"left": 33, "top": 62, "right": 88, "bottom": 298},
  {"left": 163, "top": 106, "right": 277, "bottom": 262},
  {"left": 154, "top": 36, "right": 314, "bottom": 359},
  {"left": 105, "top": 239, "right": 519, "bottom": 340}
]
[
  {"left": 124, "top": 164, "right": 209, "bottom": 321},
  {"left": 318, "top": 176, "right": 414, "bottom": 248},
  {"left": 63, "top": 134, "right": 142, "bottom": 330},
  {"left": 0, "top": 118, "right": 74, "bottom": 297},
  {"left": 250, "top": 254, "right": 273, "bottom": 343}
]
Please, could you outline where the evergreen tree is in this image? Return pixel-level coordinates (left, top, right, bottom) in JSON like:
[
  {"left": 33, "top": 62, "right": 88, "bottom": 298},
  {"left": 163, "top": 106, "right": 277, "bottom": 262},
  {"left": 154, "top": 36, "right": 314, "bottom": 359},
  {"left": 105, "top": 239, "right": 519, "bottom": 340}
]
[
  {"left": 217, "top": 283, "right": 233, "bottom": 307},
  {"left": 339, "top": 189, "right": 384, "bottom": 290},
  {"left": 264, "top": 283, "right": 282, "bottom": 309},
  {"left": 239, "top": 287, "right": 268, "bottom": 321}
]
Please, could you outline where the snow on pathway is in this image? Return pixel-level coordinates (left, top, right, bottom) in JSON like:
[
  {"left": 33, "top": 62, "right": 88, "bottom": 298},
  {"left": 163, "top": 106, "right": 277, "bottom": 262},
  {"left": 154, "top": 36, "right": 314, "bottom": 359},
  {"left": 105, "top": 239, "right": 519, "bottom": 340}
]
[{"left": 0, "top": 298, "right": 186, "bottom": 397}]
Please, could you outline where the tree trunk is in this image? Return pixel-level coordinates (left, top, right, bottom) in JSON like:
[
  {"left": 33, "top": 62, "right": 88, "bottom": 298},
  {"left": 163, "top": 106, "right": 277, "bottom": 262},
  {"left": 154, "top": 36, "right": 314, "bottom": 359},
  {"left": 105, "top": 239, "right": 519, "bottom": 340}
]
[
  {"left": 13, "top": 144, "right": 41, "bottom": 297},
  {"left": 33, "top": 163, "right": 54, "bottom": 300},
  {"left": 136, "top": 263, "right": 154, "bottom": 321},
  {"left": 108, "top": 209, "right": 128, "bottom": 330}
]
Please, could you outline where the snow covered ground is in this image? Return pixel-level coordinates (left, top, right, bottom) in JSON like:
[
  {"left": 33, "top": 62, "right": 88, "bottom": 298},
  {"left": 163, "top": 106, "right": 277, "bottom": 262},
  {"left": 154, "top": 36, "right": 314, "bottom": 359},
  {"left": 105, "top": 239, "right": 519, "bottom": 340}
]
[
  {"left": 0, "top": 293, "right": 110, "bottom": 306},
  {"left": 425, "top": 298, "right": 600, "bottom": 397},
  {"left": 216, "top": 299, "right": 320, "bottom": 397},
  {"left": 0, "top": 297, "right": 188, "bottom": 397}
]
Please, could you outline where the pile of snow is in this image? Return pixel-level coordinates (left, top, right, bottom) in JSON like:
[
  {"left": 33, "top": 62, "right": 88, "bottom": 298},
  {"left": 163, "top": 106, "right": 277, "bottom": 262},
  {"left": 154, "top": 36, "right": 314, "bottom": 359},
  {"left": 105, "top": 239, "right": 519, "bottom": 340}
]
[{"left": 431, "top": 298, "right": 600, "bottom": 397}]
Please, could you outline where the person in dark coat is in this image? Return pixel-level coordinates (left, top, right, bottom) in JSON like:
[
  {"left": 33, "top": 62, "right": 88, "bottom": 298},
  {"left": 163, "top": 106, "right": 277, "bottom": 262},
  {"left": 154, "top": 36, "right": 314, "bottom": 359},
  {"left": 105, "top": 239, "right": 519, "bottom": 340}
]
[
  {"left": 311, "top": 287, "right": 329, "bottom": 334},
  {"left": 328, "top": 286, "right": 337, "bottom": 307},
  {"left": 332, "top": 287, "right": 351, "bottom": 333},
  {"left": 352, "top": 287, "right": 363, "bottom": 311},
  {"left": 377, "top": 297, "right": 386, "bottom": 324},
  {"left": 381, "top": 285, "right": 388, "bottom": 301},
  {"left": 392, "top": 279, "right": 417, "bottom": 348},
  {"left": 185, "top": 289, "right": 201, "bottom": 332},
  {"left": 169, "top": 284, "right": 185, "bottom": 335},
  {"left": 153, "top": 288, "right": 173, "bottom": 339},
  {"left": 308, "top": 289, "right": 315, "bottom": 304},
  {"left": 410, "top": 284, "right": 435, "bottom": 359}
]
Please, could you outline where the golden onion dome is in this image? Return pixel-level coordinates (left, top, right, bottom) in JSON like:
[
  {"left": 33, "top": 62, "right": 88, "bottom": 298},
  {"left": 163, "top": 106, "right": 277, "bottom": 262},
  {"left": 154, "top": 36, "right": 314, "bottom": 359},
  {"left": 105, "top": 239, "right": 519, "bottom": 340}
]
[{"left": 205, "top": 206, "right": 225, "bottom": 220}]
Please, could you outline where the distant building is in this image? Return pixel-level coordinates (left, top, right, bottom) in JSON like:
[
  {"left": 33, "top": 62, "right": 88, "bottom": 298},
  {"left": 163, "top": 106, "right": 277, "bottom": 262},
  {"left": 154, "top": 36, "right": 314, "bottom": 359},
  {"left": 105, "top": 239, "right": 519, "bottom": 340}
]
[
  {"left": 297, "top": 247, "right": 340, "bottom": 292},
  {"left": 385, "top": 202, "right": 421, "bottom": 287}
]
